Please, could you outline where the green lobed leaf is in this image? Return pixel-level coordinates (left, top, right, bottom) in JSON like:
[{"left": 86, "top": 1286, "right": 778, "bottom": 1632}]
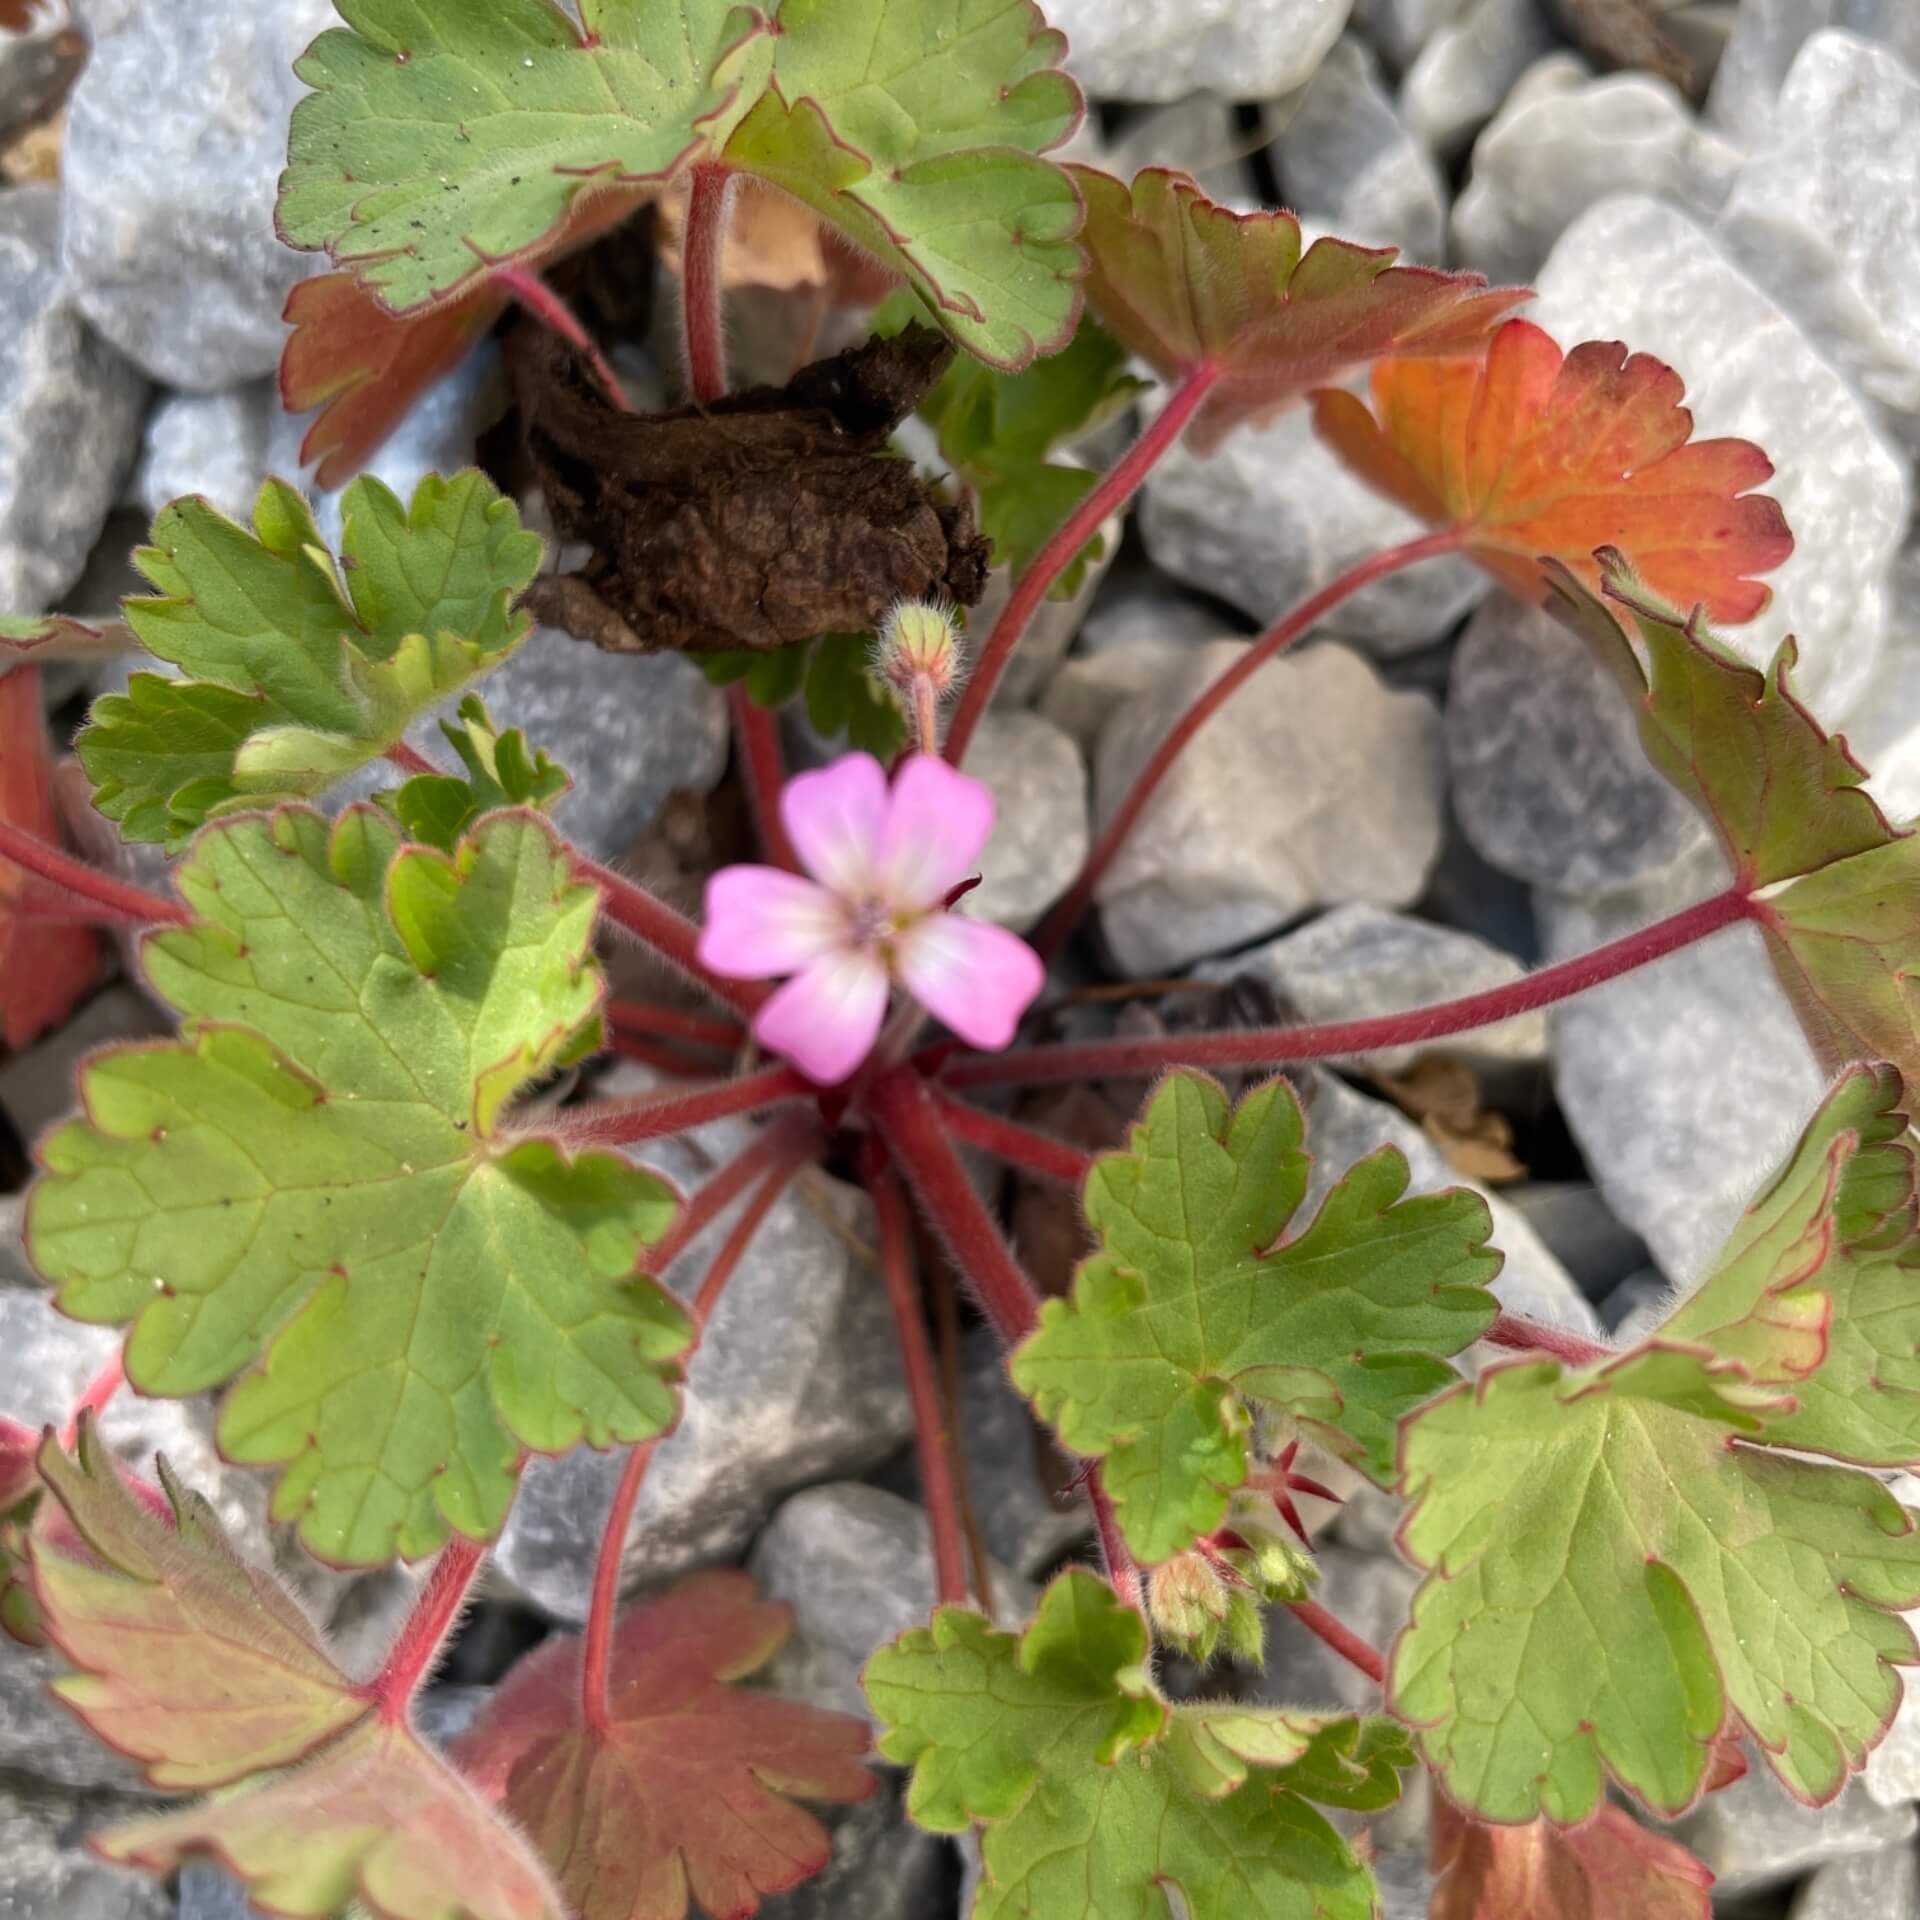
[
  {"left": 865, "top": 1568, "right": 1392, "bottom": 1920},
  {"left": 702, "top": 631, "right": 909, "bottom": 758},
  {"left": 26, "top": 807, "right": 689, "bottom": 1567},
  {"left": 383, "top": 694, "right": 572, "bottom": 854},
  {"left": 78, "top": 473, "right": 544, "bottom": 848},
  {"left": 1010, "top": 1072, "right": 1500, "bottom": 1563},
  {"left": 282, "top": 0, "right": 1086, "bottom": 371},
  {"left": 1390, "top": 1069, "right": 1920, "bottom": 1825},
  {"left": 1547, "top": 556, "right": 1920, "bottom": 1086}
]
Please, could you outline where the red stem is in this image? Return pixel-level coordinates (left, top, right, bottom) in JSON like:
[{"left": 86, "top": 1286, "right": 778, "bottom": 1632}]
[
  {"left": 607, "top": 1032, "right": 725, "bottom": 1078},
  {"left": 575, "top": 851, "right": 768, "bottom": 1019},
  {"left": 493, "top": 263, "right": 630, "bottom": 416},
  {"left": 541, "top": 1063, "right": 811, "bottom": 1148},
  {"left": 643, "top": 1117, "right": 820, "bottom": 1277},
  {"left": 62, "top": 1348, "right": 126, "bottom": 1447},
  {"left": 937, "top": 886, "right": 1757, "bottom": 1090},
  {"left": 607, "top": 999, "right": 742, "bottom": 1053},
  {"left": 680, "top": 164, "right": 734, "bottom": 405},
  {"left": 582, "top": 1150, "right": 802, "bottom": 1732},
  {"left": 367, "top": 1537, "right": 486, "bottom": 1723},
  {"left": 867, "top": 1153, "right": 970, "bottom": 1606},
  {"left": 1286, "top": 1599, "right": 1386, "bottom": 1687},
  {"left": 728, "top": 685, "right": 798, "bottom": 871},
  {"left": 868, "top": 1068, "right": 1040, "bottom": 1346},
  {"left": 0, "top": 820, "right": 188, "bottom": 927},
  {"left": 1033, "top": 527, "right": 1465, "bottom": 963},
  {"left": 1486, "top": 1311, "right": 1610, "bottom": 1367},
  {"left": 384, "top": 740, "right": 438, "bottom": 777},
  {"left": 1089, "top": 1472, "right": 1142, "bottom": 1614},
  {"left": 943, "top": 362, "right": 1223, "bottom": 768},
  {"left": 930, "top": 1089, "right": 1091, "bottom": 1187}
]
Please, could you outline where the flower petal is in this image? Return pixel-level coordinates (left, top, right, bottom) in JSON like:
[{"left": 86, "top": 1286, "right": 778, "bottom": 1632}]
[
  {"left": 752, "top": 949, "right": 890, "bottom": 1084},
  {"left": 697, "top": 866, "right": 848, "bottom": 979},
  {"left": 781, "top": 753, "right": 888, "bottom": 899},
  {"left": 875, "top": 754, "right": 997, "bottom": 914},
  {"left": 894, "top": 913, "right": 1045, "bottom": 1052}
]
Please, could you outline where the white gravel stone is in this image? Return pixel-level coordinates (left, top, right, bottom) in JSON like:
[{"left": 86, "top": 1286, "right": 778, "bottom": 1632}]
[
  {"left": 1529, "top": 193, "right": 1909, "bottom": 725},
  {"left": 1198, "top": 903, "right": 1545, "bottom": 1072},
  {"left": 1270, "top": 36, "right": 1448, "bottom": 262},
  {"left": 1454, "top": 70, "right": 1742, "bottom": 285},
  {"left": 1791, "top": 1842, "right": 1920, "bottom": 1920},
  {"left": 60, "top": 0, "right": 335, "bottom": 388},
  {"left": 1042, "top": 631, "right": 1205, "bottom": 751},
  {"left": 1717, "top": 32, "right": 1920, "bottom": 437},
  {"left": 961, "top": 708, "right": 1090, "bottom": 933},
  {"left": 133, "top": 382, "right": 277, "bottom": 525},
  {"left": 1042, "top": 0, "right": 1354, "bottom": 103},
  {"left": 1400, "top": 0, "right": 1559, "bottom": 164},
  {"left": 1539, "top": 841, "right": 1826, "bottom": 1285},
  {"left": 1674, "top": 1762, "right": 1916, "bottom": 1895},
  {"left": 1092, "top": 638, "right": 1447, "bottom": 975},
  {"left": 1142, "top": 400, "right": 1488, "bottom": 659},
  {"left": 1352, "top": 0, "right": 1473, "bottom": 75},
  {"left": 1707, "top": 0, "right": 1920, "bottom": 143},
  {"left": 0, "top": 183, "right": 147, "bottom": 618}
]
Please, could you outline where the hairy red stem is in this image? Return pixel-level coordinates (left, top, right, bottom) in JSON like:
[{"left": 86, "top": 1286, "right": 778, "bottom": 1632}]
[
  {"left": 937, "top": 886, "right": 1757, "bottom": 1090},
  {"left": 493, "top": 263, "right": 630, "bottom": 415},
  {"left": 868, "top": 1153, "right": 970, "bottom": 1606},
  {"left": 607, "top": 999, "right": 743, "bottom": 1053},
  {"left": 1090, "top": 1472, "right": 1142, "bottom": 1614},
  {"left": 728, "top": 685, "right": 799, "bottom": 871},
  {"left": 368, "top": 1538, "right": 486, "bottom": 1723},
  {"left": 944, "top": 362, "right": 1222, "bottom": 768},
  {"left": 1286, "top": 1599, "right": 1386, "bottom": 1687},
  {"left": 11, "top": 885, "right": 153, "bottom": 930},
  {"left": 1486, "top": 1311, "right": 1611, "bottom": 1367},
  {"left": 62, "top": 1348, "right": 126, "bottom": 1447},
  {"left": 869, "top": 1068, "right": 1041, "bottom": 1347},
  {"left": 542, "top": 1063, "right": 810, "bottom": 1148},
  {"left": 930, "top": 1089, "right": 1092, "bottom": 1187},
  {"left": 0, "top": 820, "right": 188, "bottom": 927},
  {"left": 607, "top": 1033, "right": 725, "bottom": 1078},
  {"left": 583, "top": 1150, "right": 802, "bottom": 1732},
  {"left": 1033, "top": 528, "right": 1465, "bottom": 963},
  {"left": 680, "top": 165, "right": 734, "bottom": 406},
  {"left": 644, "top": 1118, "right": 820, "bottom": 1277},
  {"left": 575, "top": 851, "right": 768, "bottom": 1019},
  {"left": 383, "top": 740, "right": 438, "bottom": 777}
]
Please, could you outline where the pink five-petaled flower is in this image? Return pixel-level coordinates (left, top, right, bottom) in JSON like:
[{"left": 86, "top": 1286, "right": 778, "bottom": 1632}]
[{"left": 698, "top": 753, "right": 1046, "bottom": 1086}]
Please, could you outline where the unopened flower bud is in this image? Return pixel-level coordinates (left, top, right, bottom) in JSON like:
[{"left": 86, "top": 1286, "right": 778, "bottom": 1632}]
[
  {"left": 877, "top": 598, "right": 963, "bottom": 697},
  {"left": 1149, "top": 1552, "right": 1232, "bottom": 1662}
]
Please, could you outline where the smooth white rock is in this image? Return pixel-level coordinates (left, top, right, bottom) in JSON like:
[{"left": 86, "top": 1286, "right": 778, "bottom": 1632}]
[
  {"left": 1529, "top": 193, "right": 1909, "bottom": 724},
  {"left": 1401, "top": 0, "right": 1559, "bottom": 164},
  {"left": 1454, "top": 70, "right": 1742, "bottom": 285},
  {"left": 974, "top": 504, "right": 1122, "bottom": 710},
  {"left": 1198, "top": 903, "right": 1545, "bottom": 1071},
  {"left": 961, "top": 708, "right": 1090, "bottom": 933},
  {"left": 1707, "top": 0, "right": 1920, "bottom": 142},
  {"left": 1447, "top": 593, "right": 1708, "bottom": 895},
  {"left": 1717, "top": 32, "right": 1920, "bottom": 435},
  {"left": 1791, "top": 1842, "right": 1920, "bottom": 1920},
  {"left": 1106, "top": 93, "right": 1252, "bottom": 203},
  {"left": 133, "top": 382, "right": 278, "bottom": 525},
  {"left": 1675, "top": 1763, "right": 1916, "bottom": 1894},
  {"left": 1093, "top": 638, "right": 1447, "bottom": 975},
  {"left": 60, "top": 0, "right": 336, "bottom": 388},
  {"left": 0, "top": 183, "right": 147, "bottom": 617},
  {"left": 1271, "top": 36, "right": 1448, "bottom": 261},
  {"left": 1042, "top": 0, "right": 1353, "bottom": 103},
  {"left": 1142, "top": 400, "right": 1488, "bottom": 658},
  {"left": 1352, "top": 0, "right": 1473, "bottom": 74},
  {"left": 1042, "top": 632, "right": 1206, "bottom": 751},
  {"left": 1539, "top": 840, "right": 1826, "bottom": 1285}
]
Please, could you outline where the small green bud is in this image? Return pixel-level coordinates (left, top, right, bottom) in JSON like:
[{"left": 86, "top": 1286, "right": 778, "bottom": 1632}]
[
  {"left": 1148, "top": 1552, "right": 1231, "bottom": 1662},
  {"left": 876, "top": 598, "right": 962, "bottom": 696}
]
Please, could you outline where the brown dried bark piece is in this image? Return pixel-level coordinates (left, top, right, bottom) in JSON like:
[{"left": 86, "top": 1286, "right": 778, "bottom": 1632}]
[{"left": 510, "top": 321, "right": 990, "bottom": 655}]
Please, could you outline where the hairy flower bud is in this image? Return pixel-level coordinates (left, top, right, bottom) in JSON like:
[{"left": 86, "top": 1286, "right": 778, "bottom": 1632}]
[{"left": 876, "top": 597, "right": 963, "bottom": 697}]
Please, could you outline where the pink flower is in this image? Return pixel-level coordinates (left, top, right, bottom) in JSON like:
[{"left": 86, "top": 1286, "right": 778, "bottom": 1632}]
[{"left": 698, "top": 753, "right": 1046, "bottom": 1085}]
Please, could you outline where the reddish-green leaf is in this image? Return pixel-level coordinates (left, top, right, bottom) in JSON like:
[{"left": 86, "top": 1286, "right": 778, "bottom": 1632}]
[
  {"left": 1072, "top": 165, "right": 1527, "bottom": 453},
  {"left": 454, "top": 1569, "right": 876, "bottom": 1920},
  {"left": 32, "top": 1420, "right": 565, "bottom": 1920},
  {"left": 1431, "top": 1800, "right": 1713, "bottom": 1920},
  {"left": 0, "top": 664, "right": 101, "bottom": 1049},
  {"left": 1311, "top": 318, "right": 1792, "bottom": 620}
]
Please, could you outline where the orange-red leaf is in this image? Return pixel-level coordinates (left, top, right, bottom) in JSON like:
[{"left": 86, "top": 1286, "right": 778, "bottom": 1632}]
[
  {"left": 1431, "top": 1800, "right": 1713, "bottom": 1920},
  {"left": 0, "top": 665, "right": 100, "bottom": 1049},
  {"left": 455, "top": 1568, "right": 876, "bottom": 1920},
  {"left": 1312, "top": 317, "right": 1793, "bottom": 621},
  {"left": 1074, "top": 165, "right": 1527, "bottom": 454},
  {"left": 0, "top": 1415, "right": 36, "bottom": 1514}
]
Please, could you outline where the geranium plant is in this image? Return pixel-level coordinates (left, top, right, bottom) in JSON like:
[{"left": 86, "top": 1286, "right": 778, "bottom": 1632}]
[{"left": 3, "top": 3, "right": 1919, "bottom": 1918}]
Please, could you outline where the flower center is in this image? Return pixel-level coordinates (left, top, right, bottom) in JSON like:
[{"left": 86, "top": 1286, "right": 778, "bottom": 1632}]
[{"left": 849, "top": 896, "right": 899, "bottom": 949}]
